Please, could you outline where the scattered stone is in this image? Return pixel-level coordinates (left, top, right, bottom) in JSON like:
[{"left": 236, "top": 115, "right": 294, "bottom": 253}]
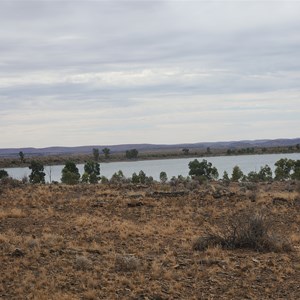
[
  {"left": 150, "top": 191, "right": 188, "bottom": 198},
  {"left": 127, "top": 201, "right": 144, "bottom": 207},
  {"left": 91, "top": 200, "right": 105, "bottom": 208},
  {"left": 11, "top": 248, "right": 25, "bottom": 257},
  {"left": 129, "top": 194, "right": 144, "bottom": 199},
  {"left": 273, "top": 197, "right": 289, "bottom": 205}
]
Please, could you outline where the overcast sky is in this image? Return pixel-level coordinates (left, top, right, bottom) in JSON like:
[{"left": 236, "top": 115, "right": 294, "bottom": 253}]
[{"left": 0, "top": 0, "right": 299, "bottom": 148}]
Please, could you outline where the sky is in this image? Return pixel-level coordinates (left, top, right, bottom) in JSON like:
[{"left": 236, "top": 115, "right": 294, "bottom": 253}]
[{"left": 0, "top": 0, "right": 300, "bottom": 148}]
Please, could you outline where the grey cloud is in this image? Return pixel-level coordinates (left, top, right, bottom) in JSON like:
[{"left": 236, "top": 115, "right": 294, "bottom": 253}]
[{"left": 0, "top": 1, "right": 300, "bottom": 147}]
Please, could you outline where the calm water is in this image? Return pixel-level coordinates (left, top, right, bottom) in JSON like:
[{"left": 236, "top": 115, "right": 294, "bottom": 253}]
[{"left": 4, "top": 153, "right": 300, "bottom": 183}]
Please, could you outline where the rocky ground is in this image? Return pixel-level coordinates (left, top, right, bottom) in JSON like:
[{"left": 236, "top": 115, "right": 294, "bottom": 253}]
[{"left": 0, "top": 180, "right": 300, "bottom": 299}]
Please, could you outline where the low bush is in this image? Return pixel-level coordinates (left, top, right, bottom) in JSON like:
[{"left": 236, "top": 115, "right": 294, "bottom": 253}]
[
  {"left": 193, "top": 209, "right": 292, "bottom": 252},
  {"left": 0, "top": 177, "right": 23, "bottom": 188},
  {"left": 115, "top": 254, "right": 140, "bottom": 272}
]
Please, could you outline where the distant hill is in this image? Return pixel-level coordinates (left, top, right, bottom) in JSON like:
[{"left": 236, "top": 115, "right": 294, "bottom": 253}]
[{"left": 0, "top": 138, "right": 299, "bottom": 158}]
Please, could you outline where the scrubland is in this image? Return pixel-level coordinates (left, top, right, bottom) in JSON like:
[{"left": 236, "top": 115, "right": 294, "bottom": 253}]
[{"left": 1, "top": 180, "right": 300, "bottom": 299}]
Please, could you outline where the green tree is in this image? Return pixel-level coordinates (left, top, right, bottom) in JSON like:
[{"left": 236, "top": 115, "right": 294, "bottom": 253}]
[
  {"left": 291, "top": 160, "right": 300, "bottom": 180},
  {"left": 125, "top": 149, "right": 138, "bottom": 159},
  {"left": 206, "top": 147, "right": 211, "bottom": 154},
  {"left": 82, "top": 161, "right": 100, "bottom": 184},
  {"left": 275, "top": 158, "right": 294, "bottom": 180},
  {"left": 101, "top": 176, "right": 109, "bottom": 184},
  {"left": 182, "top": 148, "right": 189, "bottom": 155},
  {"left": 61, "top": 161, "right": 80, "bottom": 185},
  {"left": 131, "top": 170, "right": 148, "bottom": 184},
  {"left": 102, "top": 147, "right": 110, "bottom": 159},
  {"left": 131, "top": 172, "right": 140, "bottom": 184},
  {"left": 29, "top": 160, "right": 46, "bottom": 184},
  {"left": 110, "top": 170, "right": 126, "bottom": 184},
  {"left": 258, "top": 165, "right": 273, "bottom": 181},
  {"left": 138, "top": 170, "right": 146, "bottom": 184},
  {"left": 188, "top": 159, "right": 219, "bottom": 180},
  {"left": 160, "top": 171, "right": 168, "bottom": 183},
  {"left": 19, "top": 151, "right": 25, "bottom": 163},
  {"left": 0, "top": 169, "right": 9, "bottom": 179},
  {"left": 222, "top": 171, "right": 230, "bottom": 182},
  {"left": 93, "top": 148, "right": 100, "bottom": 162},
  {"left": 247, "top": 171, "right": 259, "bottom": 182},
  {"left": 231, "top": 165, "right": 244, "bottom": 182}
]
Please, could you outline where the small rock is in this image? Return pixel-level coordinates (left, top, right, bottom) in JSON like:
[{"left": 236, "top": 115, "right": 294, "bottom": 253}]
[
  {"left": 127, "top": 201, "right": 144, "bottom": 207},
  {"left": 11, "top": 248, "right": 25, "bottom": 257}
]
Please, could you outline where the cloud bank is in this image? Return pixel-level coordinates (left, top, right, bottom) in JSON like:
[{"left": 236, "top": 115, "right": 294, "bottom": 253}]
[{"left": 0, "top": 1, "right": 299, "bottom": 147}]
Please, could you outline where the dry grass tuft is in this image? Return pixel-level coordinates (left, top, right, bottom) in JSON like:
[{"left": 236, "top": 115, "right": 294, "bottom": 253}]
[
  {"left": 75, "top": 255, "right": 93, "bottom": 271},
  {"left": 193, "top": 209, "right": 293, "bottom": 252},
  {"left": 0, "top": 208, "right": 26, "bottom": 219},
  {"left": 115, "top": 254, "right": 140, "bottom": 272}
]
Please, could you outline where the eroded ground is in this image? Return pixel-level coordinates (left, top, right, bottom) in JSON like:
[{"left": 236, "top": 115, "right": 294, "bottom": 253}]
[{"left": 1, "top": 181, "right": 300, "bottom": 299}]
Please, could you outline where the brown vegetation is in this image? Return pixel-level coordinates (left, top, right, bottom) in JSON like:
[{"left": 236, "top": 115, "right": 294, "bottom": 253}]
[{"left": 1, "top": 181, "right": 300, "bottom": 299}]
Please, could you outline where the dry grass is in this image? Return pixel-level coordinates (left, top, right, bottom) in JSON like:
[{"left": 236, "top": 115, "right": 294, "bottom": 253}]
[
  {"left": 193, "top": 209, "right": 293, "bottom": 252},
  {"left": 0, "top": 181, "right": 300, "bottom": 299}
]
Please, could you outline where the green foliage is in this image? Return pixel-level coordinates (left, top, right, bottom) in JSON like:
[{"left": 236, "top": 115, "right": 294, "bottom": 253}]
[
  {"left": 101, "top": 176, "right": 109, "bottom": 184},
  {"left": 92, "top": 148, "right": 100, "bottom": 162},
  {"left": 130, "top": 170, "right": 151, "bottom": 184},
  {"left": 231, "top": 165, "right": 244, "bottom": 182},
  {"left": 182, "top": 148, "right": 189, "bottom": 155},
  {"left": 19, "top": 151, "right": 25, "bottom": 163},
  {"left": 125, "top": 149, "right": 138, "bottom": 159},
  {"left": 247, "top": 171, "right": 259, "bottom": 182},
  {"left": 61, "top": 161, "right": 80, "bottom": 185},
  {"left": 159, "top": 171, "right": 168, "bottom": 183},
  {"left": 291, "top": 160, "right": 300, "bottom": 180},
  {"left": 247, "top": 165, "right": 272, "bottom": 183},
  {"left": 0, "top": 169, "right": 9, "bottom": 179},
  {"left": 188, "top": 159, "right": 219, "bottom": 180},
  {"left": 110, "top": 170, "right": 126, "bottom": 184},
  {"left": 138, "top": 170, "right": 146, "bottom": 184},
  {"left": 29, "top": 160, "right": 46, "bottom": 184},
  {"left": 222, "top": 171, "right": 230, "bottom": 182},
  {"left": 274, "top": 158, "right": 294, "bottom": 180},
  {"left": 258, "top": 165, "right": 273, "bottom": 181},
  {"left": 131, "top": 172, "right": 140, "bottom": 184},
  {"left": 82, "top": 161, "right": 100, "bottom": 184},
  {"left": 102, "top": 148, "right": 110, "bottom": 159}
]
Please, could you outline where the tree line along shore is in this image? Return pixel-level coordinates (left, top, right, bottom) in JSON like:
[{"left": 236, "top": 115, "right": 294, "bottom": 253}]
[
  {"left": 0, "top": 143, "right": 300, "bottom": 169},
  {"left": 1, "top": 155, "right": 299, "bottom": 186}
]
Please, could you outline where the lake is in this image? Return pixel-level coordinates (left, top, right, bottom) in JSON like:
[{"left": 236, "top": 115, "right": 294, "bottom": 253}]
[{"left": 4, "top": 153, "right": 300, "bottom": 183}]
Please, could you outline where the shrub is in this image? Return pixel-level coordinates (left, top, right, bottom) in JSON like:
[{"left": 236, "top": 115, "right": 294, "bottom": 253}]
[
  {"left": 188, "top": 159, "right": 218, "bottom": 180},
  {"left": 231, "top": 165, "right": 243, "bottom": 182},
  {"left": 29, "top": 160, "right": 46, "bottom": 184},
  {"left": 110, "top": 170, "right": 126, "bottom": 184},
  {"left": 159, "top": 171, "right": 168, "bottom": 184},
  {"left": 193, "top": 209, "right": 292, "bottom": 252},
  {"left": 0, "top": 169, "right": 9, "bottom": 179},
  {"left": 82, "top": 161, "right": 100, "bottom": 184},
  {"left": 61, "top": 161, "right": 80, "bottom": 185},
  {"left": 115, "top": 254, "right": 140, "bottom": 272},
  {"left": 0, "top": 177, "right": 23, "bottom": 188},
  {"left": 75, "top": 255, "right": 92, "bottom": 271},
  {"left": 101, "top": 176, "right": 109, "bottom": 184}
]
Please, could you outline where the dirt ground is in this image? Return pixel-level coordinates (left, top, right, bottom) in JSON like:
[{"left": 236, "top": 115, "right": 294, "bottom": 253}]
[{"left": 1, "top": 181, "right": 300, "bottom": 299}]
